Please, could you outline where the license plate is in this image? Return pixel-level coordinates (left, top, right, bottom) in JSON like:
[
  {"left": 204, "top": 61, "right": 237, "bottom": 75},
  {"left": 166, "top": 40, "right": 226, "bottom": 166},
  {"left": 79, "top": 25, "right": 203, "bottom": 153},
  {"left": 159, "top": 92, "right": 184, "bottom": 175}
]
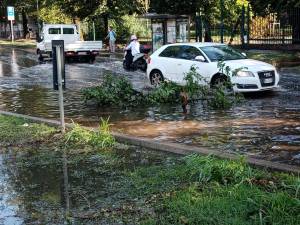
[
  {"left": 264, "top": 78, "right": 273, "bottom": 83},
  {"left": 78, "top": 52, "right": 87, "bottom": 55}
]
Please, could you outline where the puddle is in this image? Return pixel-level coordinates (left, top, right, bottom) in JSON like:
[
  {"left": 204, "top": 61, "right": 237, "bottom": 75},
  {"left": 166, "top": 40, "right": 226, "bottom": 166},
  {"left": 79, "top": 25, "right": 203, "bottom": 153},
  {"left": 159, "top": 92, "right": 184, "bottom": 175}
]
[{"left": 0, "top": 145, "right": 178, "bottom": 224}]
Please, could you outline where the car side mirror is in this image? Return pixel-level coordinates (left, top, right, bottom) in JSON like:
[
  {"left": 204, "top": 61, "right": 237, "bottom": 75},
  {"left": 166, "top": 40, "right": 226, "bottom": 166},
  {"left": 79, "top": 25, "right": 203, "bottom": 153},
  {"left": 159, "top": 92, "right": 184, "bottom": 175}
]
[
  {"left": 195, "top": 55, "right": 206, "bottom": 62},
  {"left": 241, "top": 52, "right": 247, "bottom": 57}
]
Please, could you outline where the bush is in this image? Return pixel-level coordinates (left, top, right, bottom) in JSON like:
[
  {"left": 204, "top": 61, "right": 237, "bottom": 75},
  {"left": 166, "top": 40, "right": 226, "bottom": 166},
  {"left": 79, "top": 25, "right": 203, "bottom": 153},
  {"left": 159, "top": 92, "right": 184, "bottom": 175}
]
[
  {"left": 82, "top": 73, "right": 139, "bottom": 106},
  {"left": 82, "top": 65, "right": 244, "bottom": 110},
  {"left": 65, "top": 118, "right": 115, "bottom": 149},
  {"left": 146, "top": 81, "right": 181, "bottom": 104}
]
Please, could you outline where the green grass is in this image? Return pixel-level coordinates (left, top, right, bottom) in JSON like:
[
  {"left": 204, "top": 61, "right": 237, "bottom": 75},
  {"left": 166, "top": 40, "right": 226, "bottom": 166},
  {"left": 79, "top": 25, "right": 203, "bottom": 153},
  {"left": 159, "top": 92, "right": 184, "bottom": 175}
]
[
  {"left": 0, "top": 39, "right": 36, "bottom": 49},
  {"left": 147, "top": 184, "right": 300, "bottom": 225},
  {"left": 246, "top": 50, "right": 300, "bottom": 64},
  {"left": 0, "top": 115, "right": 57, "bottom": 146},
  {"left": 132, "top": 155, "right": 300, "bottom": 225}
]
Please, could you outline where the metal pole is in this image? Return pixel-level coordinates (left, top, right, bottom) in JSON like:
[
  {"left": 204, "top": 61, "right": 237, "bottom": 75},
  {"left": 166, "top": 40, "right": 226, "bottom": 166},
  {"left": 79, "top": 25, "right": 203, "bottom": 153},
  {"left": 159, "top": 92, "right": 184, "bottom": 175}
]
[
  {"left": 247, "top": 4, "right": 250, "bottom": 45},
  {"left": 11, "top": 20, "right": 14, "bottom": 43},
  {"left": 240, "top": 5, "right": 245, "bottom": 47},
  {"left": 220, "top": 0, "right": 224, "bottom": 43},
  {"left": 93, "top": 21, "right": 96, "bottom": 41},
  {"left": 36, "top": 0, "right": 40, "bottom": 34},
  {"left": 56, "top": 46, "right": 65, "bottom": 133}
]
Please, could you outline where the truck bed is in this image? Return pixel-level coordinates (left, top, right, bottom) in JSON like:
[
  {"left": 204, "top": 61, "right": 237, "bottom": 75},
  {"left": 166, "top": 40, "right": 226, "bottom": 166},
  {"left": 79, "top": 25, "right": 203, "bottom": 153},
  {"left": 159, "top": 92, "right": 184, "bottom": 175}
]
[{"left": 42, "top": 41, "right": 103, "bottom": 52}]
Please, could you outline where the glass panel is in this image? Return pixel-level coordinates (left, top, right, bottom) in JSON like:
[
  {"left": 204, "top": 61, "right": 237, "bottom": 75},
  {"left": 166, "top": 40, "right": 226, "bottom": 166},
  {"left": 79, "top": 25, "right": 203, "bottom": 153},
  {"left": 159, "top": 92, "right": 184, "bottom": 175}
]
[
  {"left": 178, "top": 46, "right": 202, "bottom": 60},
  {"left": 152, "top": 23, "right": 164, "bottom": 51},
  {"left": 48, "top": 28, "right": 61, "bottom": 34},
  {"left": 159, "top": 46, "right": 181, "bottom": 58},
  {"left": 63, "top": 28, "right": 74, "bottom": 34},
  {"left": 200, "top": 45, "right": 246, "bottom": 62}
]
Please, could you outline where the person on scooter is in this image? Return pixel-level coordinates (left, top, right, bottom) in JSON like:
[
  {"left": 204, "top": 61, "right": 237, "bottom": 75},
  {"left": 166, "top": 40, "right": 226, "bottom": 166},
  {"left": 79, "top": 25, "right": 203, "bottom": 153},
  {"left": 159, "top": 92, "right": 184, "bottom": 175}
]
[{"left": 124, "top": 35, "right": 140, "bottom": 70}]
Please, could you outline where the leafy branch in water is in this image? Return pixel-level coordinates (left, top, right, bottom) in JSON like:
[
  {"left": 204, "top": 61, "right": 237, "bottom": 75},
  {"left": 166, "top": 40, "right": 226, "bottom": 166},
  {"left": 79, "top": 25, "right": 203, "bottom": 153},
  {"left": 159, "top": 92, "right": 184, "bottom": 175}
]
[{"left": 82, "top": 64, "right": 245, "bottom": 110}]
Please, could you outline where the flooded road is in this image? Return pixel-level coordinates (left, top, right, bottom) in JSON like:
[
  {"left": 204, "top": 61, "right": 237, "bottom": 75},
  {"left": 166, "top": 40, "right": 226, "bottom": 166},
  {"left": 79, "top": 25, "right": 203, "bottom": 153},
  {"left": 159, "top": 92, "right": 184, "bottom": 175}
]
[{"left": 0, "top": 47, "right": 300, "bottom": 165}]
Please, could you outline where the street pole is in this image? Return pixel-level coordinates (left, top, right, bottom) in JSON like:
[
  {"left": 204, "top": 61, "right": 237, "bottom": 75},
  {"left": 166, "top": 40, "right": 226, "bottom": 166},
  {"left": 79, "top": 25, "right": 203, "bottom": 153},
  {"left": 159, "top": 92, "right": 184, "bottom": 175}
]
[
  {"left": 93, "top": 21, "right": 96, "bottom": 41},
  {"left": 36, "top": 0, "right": 40, "bottom": 35},
  {"left": 220, "top": 0, "right": 224, "bottom": 43},
  {"left": 56, "top": 46, "right": 65, "bottom": 133},
  {"left": 11, "top": 20, "right": 14, "bottom": 43}
]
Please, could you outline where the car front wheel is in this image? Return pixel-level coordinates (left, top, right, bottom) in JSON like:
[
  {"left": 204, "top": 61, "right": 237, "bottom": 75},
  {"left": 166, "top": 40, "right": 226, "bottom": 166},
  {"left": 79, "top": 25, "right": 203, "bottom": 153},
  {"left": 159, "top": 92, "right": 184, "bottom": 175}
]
[{"left": 150, "top": 70, "right": 164, "bottom": 86}]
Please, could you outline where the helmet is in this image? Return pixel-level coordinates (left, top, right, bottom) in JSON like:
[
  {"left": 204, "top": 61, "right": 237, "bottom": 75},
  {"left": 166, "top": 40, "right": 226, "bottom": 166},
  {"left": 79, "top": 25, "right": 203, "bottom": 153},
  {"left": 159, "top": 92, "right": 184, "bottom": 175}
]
[{"left": 131, "top": 35, "right": 137, "bottom": 40}]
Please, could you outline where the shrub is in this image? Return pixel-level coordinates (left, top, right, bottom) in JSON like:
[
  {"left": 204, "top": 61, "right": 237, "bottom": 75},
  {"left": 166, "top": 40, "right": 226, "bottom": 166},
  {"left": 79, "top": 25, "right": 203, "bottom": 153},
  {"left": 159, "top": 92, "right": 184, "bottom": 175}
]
[
  {"left": 65, "top": 118, "right": 115, "bottom": 149},
  {"left": 82, "top": 73, "right": 139, "bottom": 106},
  {"left": 146, "top": 81, "right": 181, "bottom": 104},
  {"left": 82, "top": 65, "right": 244, "bottom": 110}
]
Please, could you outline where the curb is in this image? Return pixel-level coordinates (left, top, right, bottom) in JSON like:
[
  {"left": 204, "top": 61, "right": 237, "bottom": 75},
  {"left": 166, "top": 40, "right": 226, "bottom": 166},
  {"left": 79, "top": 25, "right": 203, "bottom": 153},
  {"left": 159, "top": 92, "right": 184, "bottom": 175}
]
[{"left": 0, "top": 110, "right": 299, "bottom": 174}]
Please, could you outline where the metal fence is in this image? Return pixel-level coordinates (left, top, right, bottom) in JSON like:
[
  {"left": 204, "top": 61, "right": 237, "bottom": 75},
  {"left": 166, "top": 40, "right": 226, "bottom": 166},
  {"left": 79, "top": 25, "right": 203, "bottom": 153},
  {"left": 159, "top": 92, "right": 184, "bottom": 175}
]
[
  {"left": 194, "top": 3, "right": 300, "bottom": 48},
  {"left": 249, "top": 8, "right": 300, "bottom": 45}
]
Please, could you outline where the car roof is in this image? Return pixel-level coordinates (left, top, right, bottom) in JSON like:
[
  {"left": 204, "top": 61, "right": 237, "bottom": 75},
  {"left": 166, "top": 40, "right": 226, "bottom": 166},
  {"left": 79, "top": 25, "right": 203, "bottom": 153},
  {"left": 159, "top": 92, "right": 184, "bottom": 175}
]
[
  {"left": 43, "top": 24, "right": 76, "bottom": 28},
  {"left": 163, "top": 42, "right": 226, "bottom": 48}
]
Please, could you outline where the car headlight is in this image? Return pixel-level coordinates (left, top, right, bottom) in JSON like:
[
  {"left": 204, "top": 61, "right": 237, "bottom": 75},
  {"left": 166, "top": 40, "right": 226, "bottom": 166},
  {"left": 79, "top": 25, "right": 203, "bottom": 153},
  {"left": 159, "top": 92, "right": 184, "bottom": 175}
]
[{"left": 236, "top": 71, "right": 255, "bottom": 77}]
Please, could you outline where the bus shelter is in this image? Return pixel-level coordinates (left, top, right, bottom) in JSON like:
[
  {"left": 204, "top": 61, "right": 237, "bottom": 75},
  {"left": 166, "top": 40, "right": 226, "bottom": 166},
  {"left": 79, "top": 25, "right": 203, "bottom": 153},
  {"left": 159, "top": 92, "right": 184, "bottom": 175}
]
[{"left": 142, "top": 14, "right": 190, "bottom": 51}]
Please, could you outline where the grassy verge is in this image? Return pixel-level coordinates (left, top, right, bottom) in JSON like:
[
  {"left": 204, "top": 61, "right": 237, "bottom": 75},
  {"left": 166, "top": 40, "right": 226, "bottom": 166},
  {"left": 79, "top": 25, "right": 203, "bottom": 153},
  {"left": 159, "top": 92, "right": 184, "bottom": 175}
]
[
  {"left": 0, "top": 39, "right": 36, "bottom": 49},
  {"left": 246, "top": 50, "right": 300, "bottom": 65},
  {"left": 0, "top": 115, "right": 299, "bottom": 224}
]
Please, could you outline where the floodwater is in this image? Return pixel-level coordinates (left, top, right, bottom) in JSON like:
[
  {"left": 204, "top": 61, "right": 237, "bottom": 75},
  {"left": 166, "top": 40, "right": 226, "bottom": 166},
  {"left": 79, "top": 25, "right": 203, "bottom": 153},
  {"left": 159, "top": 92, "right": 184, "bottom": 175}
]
[
  {"left": 0, "top": 144, "right": 177, "bottom": 224},
  {"left": 0, "top": 47, "right": 300, "bottom": 165}
]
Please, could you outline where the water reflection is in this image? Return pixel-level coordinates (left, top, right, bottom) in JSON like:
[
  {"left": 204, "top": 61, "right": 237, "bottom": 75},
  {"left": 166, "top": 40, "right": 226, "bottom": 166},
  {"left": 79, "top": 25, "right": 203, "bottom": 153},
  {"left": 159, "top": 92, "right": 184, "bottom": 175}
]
[{"left": 0, "top": 145, "right": 177, "bottom": 224}]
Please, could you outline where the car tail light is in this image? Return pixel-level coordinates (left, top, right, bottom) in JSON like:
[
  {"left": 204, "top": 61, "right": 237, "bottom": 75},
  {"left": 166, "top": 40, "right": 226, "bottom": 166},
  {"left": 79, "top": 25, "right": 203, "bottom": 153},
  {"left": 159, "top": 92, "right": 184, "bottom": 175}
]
[
  {"left": 147, "top": 57, "right": 151, "bottom": 64},
  {"left": 65, "top": 51, "right": 75, "bottom": 56}
]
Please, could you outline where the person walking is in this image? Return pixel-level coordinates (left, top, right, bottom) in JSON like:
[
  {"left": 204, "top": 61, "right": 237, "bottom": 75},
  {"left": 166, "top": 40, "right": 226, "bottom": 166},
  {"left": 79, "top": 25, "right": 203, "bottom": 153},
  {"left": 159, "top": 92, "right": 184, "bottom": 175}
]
[{"left": 106, "top": 26, "right": 116, "bottom": 53}]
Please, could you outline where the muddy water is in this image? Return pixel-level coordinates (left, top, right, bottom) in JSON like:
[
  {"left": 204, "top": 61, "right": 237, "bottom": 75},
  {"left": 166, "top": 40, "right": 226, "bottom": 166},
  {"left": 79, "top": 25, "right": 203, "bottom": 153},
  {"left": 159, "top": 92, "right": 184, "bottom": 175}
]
[
  {"left": 0, "top": 47, "right": 300, "bottom": 165},
  {"left": 0, "top": 144, "right": 177, "bottom": 224}
]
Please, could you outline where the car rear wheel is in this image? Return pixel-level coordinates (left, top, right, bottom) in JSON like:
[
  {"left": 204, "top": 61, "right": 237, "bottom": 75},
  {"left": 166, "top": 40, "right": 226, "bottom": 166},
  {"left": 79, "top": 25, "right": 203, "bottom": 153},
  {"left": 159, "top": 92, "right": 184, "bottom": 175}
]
[{"left": 150, "top": 70, "right": 164, "bottom": 86}]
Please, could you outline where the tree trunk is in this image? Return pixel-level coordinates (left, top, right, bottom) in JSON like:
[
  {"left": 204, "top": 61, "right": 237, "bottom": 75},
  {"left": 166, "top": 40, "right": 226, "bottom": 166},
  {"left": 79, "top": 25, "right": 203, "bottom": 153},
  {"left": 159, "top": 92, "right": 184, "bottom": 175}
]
[
  {"left": 204, "top": 19, "right": 212, "bottom": 42},
  {"left": 103, "top": 14, "right": 108, "bottom": 35},
  {"left": 22, "top": 11, "right": 28, "bottom": 39}
]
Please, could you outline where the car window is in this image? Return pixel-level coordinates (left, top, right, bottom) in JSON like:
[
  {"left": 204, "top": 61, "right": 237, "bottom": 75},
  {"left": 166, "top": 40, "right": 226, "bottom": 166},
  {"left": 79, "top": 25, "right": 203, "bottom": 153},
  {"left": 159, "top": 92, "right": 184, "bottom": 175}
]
[
  {"left": 63, "top": 28, "right": 74, "bottom": 34},
  {"left": 178, "top": 45, "right": 202, "bottom": 60},
  {"left": 48, "top": 28, "right": 61, "bottom": 34},
  {"left": 200, "top": 45, "right": 246, "bottom": 62},
  {"left": 159, "top": 46, "right": 181, "bottom": 58}
]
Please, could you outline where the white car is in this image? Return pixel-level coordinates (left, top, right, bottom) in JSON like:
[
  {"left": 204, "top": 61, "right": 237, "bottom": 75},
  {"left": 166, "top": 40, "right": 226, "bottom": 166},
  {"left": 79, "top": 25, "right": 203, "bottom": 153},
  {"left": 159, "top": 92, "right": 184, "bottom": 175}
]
[{"left": 146, "top": 43, "right": 280, "bottom": 92}]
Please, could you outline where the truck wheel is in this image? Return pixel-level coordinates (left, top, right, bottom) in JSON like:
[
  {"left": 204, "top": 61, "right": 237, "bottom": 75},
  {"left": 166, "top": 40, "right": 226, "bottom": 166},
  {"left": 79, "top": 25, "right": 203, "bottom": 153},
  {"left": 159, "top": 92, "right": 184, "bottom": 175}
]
[
  {"left": 38, "top": 53, "right": 44, "bottom": 63},
  {"left": 89, "top": 55, "right": 96, "bottom": 64}
]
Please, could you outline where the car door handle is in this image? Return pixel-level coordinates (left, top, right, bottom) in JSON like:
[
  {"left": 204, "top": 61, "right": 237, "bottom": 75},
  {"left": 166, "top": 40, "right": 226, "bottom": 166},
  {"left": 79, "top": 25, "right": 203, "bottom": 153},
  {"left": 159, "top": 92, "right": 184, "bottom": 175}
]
[{"left": 177, "top": 64, "right": 182, "bottom": 66}]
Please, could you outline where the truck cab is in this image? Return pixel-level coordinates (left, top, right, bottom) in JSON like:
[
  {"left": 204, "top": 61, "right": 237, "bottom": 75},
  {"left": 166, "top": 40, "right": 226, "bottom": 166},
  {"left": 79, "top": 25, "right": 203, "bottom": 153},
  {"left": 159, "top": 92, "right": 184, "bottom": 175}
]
[{"left": 37, "top": 24, "right": 103, "bottom": 63}]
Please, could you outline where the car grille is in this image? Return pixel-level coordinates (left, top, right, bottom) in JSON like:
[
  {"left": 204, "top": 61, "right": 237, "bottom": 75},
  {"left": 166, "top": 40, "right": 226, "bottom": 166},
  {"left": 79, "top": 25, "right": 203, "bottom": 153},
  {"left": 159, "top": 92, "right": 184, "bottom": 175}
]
[{"left": 258, "top": 71, "right": 275, "bottom": 87}]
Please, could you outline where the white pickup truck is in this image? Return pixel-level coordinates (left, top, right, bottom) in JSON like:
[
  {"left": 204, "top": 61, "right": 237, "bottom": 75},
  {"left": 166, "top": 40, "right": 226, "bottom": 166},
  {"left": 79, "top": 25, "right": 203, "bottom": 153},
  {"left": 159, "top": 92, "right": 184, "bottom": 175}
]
[{"left": 37, "top": 24, "right": 103, "bottom": 63}]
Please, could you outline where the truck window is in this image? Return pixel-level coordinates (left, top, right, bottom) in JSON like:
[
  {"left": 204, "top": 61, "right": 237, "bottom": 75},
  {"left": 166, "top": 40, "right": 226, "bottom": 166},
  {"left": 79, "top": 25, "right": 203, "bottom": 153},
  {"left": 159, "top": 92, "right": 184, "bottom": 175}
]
[
  {"left": 48, "top": 28, "right": 61, "bottom": 34},
  {"left": 63, "top": 28, "right": 74, "bottom": 34}
]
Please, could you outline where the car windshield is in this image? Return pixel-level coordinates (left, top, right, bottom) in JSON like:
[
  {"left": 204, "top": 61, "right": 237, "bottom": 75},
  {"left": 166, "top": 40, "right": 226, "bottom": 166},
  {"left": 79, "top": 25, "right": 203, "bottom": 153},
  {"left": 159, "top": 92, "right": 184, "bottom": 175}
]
[{"left": 200, "top": 45, "right": 246, "bottom": 62}]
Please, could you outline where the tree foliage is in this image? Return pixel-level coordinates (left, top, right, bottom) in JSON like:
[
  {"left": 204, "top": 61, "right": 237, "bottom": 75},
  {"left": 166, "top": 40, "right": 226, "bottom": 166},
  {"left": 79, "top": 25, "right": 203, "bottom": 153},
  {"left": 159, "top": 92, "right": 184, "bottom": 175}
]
[{"left": 249, "top": 0, "right": 300, "bottom": 14}]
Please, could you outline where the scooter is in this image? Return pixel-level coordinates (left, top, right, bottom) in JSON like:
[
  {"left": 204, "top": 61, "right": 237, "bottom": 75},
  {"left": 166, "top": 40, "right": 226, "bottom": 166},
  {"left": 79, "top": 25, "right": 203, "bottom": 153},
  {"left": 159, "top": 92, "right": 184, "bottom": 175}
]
[{"left": 123, "top": 45, "right": 151, "bottom": 72}]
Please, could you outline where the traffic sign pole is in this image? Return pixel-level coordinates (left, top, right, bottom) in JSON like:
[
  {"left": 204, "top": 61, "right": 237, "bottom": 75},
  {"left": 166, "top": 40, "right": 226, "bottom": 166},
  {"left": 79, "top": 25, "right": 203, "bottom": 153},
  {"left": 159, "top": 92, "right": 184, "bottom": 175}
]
[
  {"left": 7, "top": 6, "right": 15, "bottom": 43},
  {"left": 10, "top": 20, "right": 14, "bottom": 43}
]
